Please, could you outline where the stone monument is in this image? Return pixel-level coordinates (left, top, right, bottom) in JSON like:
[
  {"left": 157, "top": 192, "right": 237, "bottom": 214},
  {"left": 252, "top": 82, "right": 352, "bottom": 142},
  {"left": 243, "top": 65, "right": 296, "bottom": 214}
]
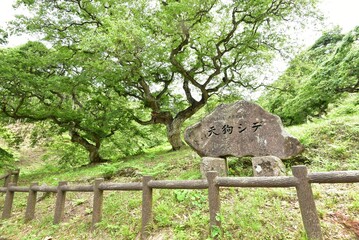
[{"left": 184, "top": 100, "right": 304, "bottom": 177}]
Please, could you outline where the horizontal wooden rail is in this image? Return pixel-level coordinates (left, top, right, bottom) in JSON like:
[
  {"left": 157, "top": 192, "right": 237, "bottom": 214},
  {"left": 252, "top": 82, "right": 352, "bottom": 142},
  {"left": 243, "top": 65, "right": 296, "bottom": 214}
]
[
  {"left": 308, "top": 171, "right": 359, "bottom": 183},
  {"left": 1, "top": 166, "right": 359, "bottom": 240},
  {"left": 148, "top": 180, "right": 208, "bottom": 189},
  {"left": 0, "top": 169, "right": 20, "bottom": 188},
  {"left": 31, "top": 185, "right": 57, "bottom": 193},
  {"left": 8, "top": 186, "right": 30, "bottom": 192},
  {"left": 60, "top": 185, "right": 93, "bottom": 192},
  {"left": 216, "top": 176, "right": 298, "bottom": 188},
  {"left": 0, "top": 173, "right": 10, "bottom": 180},
  {"left": 99, "top": 182, "right": 142, "bottom": 191}
]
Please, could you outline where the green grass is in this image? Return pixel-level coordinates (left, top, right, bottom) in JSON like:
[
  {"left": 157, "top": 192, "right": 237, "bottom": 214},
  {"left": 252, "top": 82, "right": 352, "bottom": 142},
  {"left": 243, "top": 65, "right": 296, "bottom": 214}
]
[
  {"left": 287, "top": 114, "right": 359, "bottom": 172},
  {"left": 0, "top": 99, "right": 358, "bottom": 239}
]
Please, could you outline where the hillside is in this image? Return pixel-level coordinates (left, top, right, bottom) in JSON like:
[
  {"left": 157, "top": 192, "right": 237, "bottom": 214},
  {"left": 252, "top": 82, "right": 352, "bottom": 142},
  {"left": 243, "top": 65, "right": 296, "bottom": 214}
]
[{"left": 0, "top": 97, "right": 358, "bottom": 239}]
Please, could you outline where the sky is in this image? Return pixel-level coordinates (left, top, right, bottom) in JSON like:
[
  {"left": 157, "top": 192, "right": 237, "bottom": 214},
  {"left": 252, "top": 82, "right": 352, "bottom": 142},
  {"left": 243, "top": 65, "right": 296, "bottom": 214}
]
[
  {"left": 300, "top": 0, "right": 359, "bottom": 46},
  {"left": 1, "top": 0, "right": 359, "bottom": 47},
  {"left": 320, "top": 0, "right": 359, "bottom": 32}
]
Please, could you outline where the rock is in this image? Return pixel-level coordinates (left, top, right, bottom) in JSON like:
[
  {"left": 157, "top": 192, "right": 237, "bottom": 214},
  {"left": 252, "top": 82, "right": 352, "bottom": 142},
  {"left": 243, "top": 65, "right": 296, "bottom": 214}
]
[
  {"left": 200, "top": 157, "right": 227, "bottom": 178},
  {"left": 184, "top": 100, "right": 304, "bottom": 159},
  {"left": 252, "top": 156, "right": 286, "bottom": 177}
]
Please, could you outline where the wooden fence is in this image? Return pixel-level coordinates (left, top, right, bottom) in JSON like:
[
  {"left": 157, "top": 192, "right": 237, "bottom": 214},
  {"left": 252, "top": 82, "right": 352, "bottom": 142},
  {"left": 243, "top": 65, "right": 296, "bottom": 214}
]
[
  {"left": 1, "top": 165, "right": 359, "bottom": 240},
  {"left": 0, "top": 169, "right": 20, "bottom": 188}
]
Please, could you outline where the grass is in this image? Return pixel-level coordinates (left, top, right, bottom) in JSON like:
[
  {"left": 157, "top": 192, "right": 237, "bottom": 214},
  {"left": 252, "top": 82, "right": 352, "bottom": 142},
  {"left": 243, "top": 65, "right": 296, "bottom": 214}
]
[
  {"left": 0, "top": 98, "right": 358, "bottom": 239},
  {"left": 287, "top": 114, "right": 359, "bottom": 172}
]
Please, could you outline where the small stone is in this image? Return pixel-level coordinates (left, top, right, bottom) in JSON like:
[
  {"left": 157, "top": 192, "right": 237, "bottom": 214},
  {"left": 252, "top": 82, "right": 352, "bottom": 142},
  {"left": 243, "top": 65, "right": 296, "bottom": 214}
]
[
  {"left": 184, "top": 100, "right": 304, "bottom": 159},
  {"left": 200, "top": 157, "right": 227, "bottom": 178},
  {"left": 252, "top": 156, "right": 286, "bottom": 177}
]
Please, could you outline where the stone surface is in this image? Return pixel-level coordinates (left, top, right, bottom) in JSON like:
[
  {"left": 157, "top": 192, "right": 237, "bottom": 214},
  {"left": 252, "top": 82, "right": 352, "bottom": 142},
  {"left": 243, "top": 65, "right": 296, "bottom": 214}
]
[
  {"left": 184, "top": 100, "right": 304, "bottom": 159},
  {"left": 200, "top": 157, "right": 227, "bottom": 178},
  {"left": 252, "top": 156, "right": 286, "bottom": 177}
]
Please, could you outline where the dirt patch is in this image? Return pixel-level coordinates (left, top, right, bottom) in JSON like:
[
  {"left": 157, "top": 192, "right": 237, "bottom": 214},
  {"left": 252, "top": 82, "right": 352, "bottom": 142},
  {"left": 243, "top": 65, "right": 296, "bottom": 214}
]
[{"left": 328, "top": 212, "right": 359, "bottom": 239}]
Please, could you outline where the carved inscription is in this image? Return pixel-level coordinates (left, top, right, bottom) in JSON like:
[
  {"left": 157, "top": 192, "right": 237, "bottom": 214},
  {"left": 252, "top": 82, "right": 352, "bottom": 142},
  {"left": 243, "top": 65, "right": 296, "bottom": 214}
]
[
  {"left": 184, "top": 100, "right": 304, "bottom": 159},
  {"left": 207, "top": 121, "right": 264, "bottom": 137}
]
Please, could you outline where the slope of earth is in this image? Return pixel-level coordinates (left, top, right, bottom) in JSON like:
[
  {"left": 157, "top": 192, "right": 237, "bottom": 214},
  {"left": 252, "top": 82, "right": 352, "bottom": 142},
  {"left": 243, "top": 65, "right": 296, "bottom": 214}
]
[{"left": 0, "top": 96, "right": 358, "bottom": 239}]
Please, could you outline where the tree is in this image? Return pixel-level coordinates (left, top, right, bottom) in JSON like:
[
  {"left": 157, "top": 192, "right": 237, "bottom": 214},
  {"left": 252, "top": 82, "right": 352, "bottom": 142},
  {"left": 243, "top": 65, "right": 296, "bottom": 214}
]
[
  {"left": 321, "top": 26, "right": 359, "bottom": 94},
  {"left": 0, "top": 28, "right": 8, "bottom": 45},
  {"left": 259, "top": 26, "right": 359, "bottom": 125},
  {"left": 8, "top": 0, "right": 319, "bottom": 150},
  {"left": 0, "top": 120, "right": 15, "bottom": 170},
  {"left": 0, "top": 41, "right": 132, "bottom": 164}
]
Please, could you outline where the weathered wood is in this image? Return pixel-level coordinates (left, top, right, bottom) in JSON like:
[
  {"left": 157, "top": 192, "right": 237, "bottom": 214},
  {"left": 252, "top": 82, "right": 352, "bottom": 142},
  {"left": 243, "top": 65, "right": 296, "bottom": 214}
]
[
  {"left": 292, "top": 166, "right": 323, "bottom": 240},
  {"left": 53, "top": 181, "right": 67, "bottom": 224},
  {"left": 141, "top": 176, "right": 153, "bottom": 239},
  {"left": 99, "top": 182, "right": 142, "bottom": 191},
  {"left": 308, "top": 171, "right": 359, "bottom": 183},
  {"left": 0, "top": 173, "right": 9, "bottom": 180},
  {"left": 92, "top": 178, "right": 104, "bottom": 229},
  {"left": 2, "top": 183, "right": 16, "bottom": 219},
  {"left": 25, "top": 182, "right": 38, "bottom": 222},
  {"left": 31, "top": 185, "right": 57, "bottom": 193},
  {"left": 60, "top": 185, "right": 93, "bottom": 192},
  {"left": 148, "top": 180, "right": 208, "bottom": 189},
  {"left": 0, "top": 166, "right": 357, "bottom": 236},
  {"left": 3, "top": 172, "right": 11, "bottom": 187},
  {"left": 8, "top": 186, "right": 30, "bottom": 192},
  {"left": 207, "top": 171, "right": 221, "bottom": 236},
  {"left": 12, "top": 169, "right": 20, "bottom": 185},
  {"left": 216, "top": 176, "right": 298, "bottom": 188}
]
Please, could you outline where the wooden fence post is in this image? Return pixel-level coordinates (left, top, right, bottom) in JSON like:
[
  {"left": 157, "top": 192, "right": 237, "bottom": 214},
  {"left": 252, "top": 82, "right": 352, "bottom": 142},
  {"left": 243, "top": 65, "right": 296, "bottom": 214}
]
[
  {"left": 207, "top": 171, "right": 221, "bottom": 236},
  {"left": 12, "top": 169, "right": 20, "bottom": 185},
  {"left": 54, "top": 181, "right": 67, "bottom": 224},
  {"left": 292, "top": 166, "right": 323, "bottom": 240},
  {"left": 25, "top": 182, "right": 38, "bottom": 222},
  {"left": 141, "top": 176, "right": 153, "bottom": 239},
  {"left": 92, "top": 178, "right": 104, "bottom": 229},
  {"left": 3, "top": 171, "right": 11, "bottom": 187},
  {"left": 1, "top": 183, "right": 15, "bottom": 219}
]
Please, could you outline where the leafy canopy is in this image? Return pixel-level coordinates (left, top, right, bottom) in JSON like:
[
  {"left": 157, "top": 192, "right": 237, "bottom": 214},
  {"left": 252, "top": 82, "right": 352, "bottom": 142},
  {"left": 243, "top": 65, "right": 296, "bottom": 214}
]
[
  {"left": 0, "top": 41, "right": 135, "bottom": 163},
  {"left": 4, "top": 0, "right": 320, "bottom": 152}
]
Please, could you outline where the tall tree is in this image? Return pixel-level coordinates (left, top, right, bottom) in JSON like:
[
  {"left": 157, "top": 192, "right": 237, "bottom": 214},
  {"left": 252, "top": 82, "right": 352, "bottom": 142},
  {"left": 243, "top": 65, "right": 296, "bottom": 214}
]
[
  {"left": 8, "top": 0, "right": 319, "bottom": 150},
  {"left": 259, "top": 26, "right": 359, "bottom": 125},
  {"left": 0, "top": 41, "right": 131, "bottom": 163}
]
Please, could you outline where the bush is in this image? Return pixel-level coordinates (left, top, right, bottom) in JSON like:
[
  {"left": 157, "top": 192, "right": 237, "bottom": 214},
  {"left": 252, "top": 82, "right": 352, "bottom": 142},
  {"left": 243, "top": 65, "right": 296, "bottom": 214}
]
[
  {"left": 42, "top": 136, "right": 89, "bottom": 168},
  {"left": 0, "top": 147, "right": 15, "bottom": 169}
]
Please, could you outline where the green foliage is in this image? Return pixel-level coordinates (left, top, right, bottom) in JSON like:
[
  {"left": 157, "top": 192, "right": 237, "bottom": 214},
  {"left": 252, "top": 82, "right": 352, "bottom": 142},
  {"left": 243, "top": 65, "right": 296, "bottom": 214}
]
[
  {"left": 259, "top": 26, "right": 359, "bottom": 125},
  {"left": 228, "top": 157, "right": 253, "bottom": 176},
  {"left": 0, "top": 122, "right": 18, "bottom": 170},
  {"left": 139, "top": 163, "right": 168, "bottom": 177},
  {"left": 0, "top": 28, "right": 8, "bottom": 45},
  {"left": 0, "top": 41, "right": 136, "bottom": 163},
  {"left": 174, "top": 190, "right": 207, "bottom": 209},
  {"left": 1, "top": 113, "right": 359, "bottom": 239},
  {"left": 100, "top": 124, "right": 166, "bottom": 160},
  {"left": 0, "top": 147, "right": 14, "bottom": 169},
  {"left": 3, "top": 0, "right": 320, "bottom": 151},
  {"left": 287, "top": 112, "right": 359, "bottom": 171},
  {"left": 327, "top": 94, "right": 359, "bottom": 117},
  {"left": 38, "top": 122, "right": 166, "bottom": 168},
  {"left": 41, "top": 135, "right": 89, "bottom": 168},
  {"left": 211, "top": 224, "right": 222, "bottom": 239},
  {"left": 100, "top": 163, "right": 121, "bottom": 179}
]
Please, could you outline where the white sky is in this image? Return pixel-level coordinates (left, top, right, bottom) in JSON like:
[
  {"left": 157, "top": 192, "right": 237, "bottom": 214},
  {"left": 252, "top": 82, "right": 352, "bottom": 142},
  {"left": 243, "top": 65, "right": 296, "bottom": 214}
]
[
  {"left": 1, "top": 0, "right": 359, "bottom": 47},
  {"left": 320, "top": 0, "right": 359, "bottom": 32}
]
